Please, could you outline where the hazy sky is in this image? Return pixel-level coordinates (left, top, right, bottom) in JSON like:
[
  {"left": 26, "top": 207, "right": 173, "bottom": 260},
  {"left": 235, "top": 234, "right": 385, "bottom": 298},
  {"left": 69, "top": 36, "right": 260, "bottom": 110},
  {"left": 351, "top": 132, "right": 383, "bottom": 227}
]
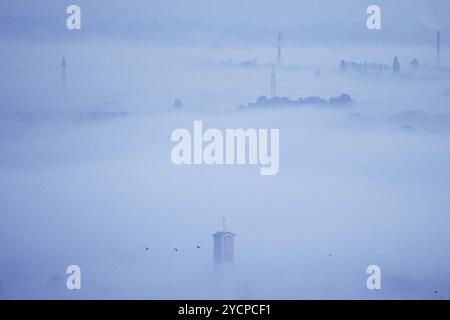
[
  {"left": 2, "top": 0, "right": 450, "bottom": 302},
  {"left": 1, "top": 0, "right": 449, "bottom": 44}
]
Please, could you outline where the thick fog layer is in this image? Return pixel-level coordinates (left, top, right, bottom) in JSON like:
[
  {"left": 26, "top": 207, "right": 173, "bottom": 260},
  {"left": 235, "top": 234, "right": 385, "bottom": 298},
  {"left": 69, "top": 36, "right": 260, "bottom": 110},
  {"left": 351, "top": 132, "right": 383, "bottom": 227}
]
[{"left": 0, "top": 1, "right": 450, "bottom": 299}]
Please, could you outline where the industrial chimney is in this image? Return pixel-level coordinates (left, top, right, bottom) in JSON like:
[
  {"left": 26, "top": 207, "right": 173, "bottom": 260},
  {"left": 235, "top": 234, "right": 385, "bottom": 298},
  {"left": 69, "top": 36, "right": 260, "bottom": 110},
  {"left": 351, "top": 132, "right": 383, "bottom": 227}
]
[{"left": 437, "top": 30, "right": 441, "bottom": 66}]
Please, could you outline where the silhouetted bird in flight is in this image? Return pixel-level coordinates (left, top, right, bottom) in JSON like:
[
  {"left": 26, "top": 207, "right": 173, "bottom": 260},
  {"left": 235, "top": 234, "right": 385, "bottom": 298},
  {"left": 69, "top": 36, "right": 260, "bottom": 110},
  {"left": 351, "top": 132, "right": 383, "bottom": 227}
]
[
  {"left": 196, "top": 244, "right": 201, "bottom": 249},
  {"left": 174, "top": 248, "right": 178, "bottom": 252},
  {"left": 145, "top": 247, "right": 149, "bottom": 251}
]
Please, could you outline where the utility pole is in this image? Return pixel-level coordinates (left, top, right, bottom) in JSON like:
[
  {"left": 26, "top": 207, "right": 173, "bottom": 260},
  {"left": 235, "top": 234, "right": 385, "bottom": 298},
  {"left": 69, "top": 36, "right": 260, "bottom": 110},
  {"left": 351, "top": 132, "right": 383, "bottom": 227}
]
[
  {"left": 276, "top": 31, "right": 282, "bottom": 67},
  {"left": 61, "top": 56, "right": 67, "bottom": 86},
  {"left": 270, "top": 64, "right": 277, "bottom": 98}
]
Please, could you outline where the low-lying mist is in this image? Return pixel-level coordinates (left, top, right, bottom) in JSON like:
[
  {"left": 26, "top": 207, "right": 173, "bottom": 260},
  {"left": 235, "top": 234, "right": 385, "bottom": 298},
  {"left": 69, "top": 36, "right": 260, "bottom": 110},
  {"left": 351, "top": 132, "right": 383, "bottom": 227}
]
[{"left": 1, "top": 40, "right": 450, "bottom": 299}]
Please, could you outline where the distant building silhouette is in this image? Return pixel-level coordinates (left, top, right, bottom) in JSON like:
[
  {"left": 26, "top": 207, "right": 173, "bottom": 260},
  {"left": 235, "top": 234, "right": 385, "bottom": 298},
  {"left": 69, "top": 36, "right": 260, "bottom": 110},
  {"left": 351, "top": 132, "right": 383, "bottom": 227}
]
[
  {"left": 393, "top": 56, "right": 400, "bottom": 75},
  {"left": 246, "top": 94, "right": 353, "bottom": 108},
  {"left": 173, "top": 99, "right": 183, "bottom": 110},
  {"left": 314, "top": 69, "right": 321, "bottom": 78},
  {"left": 410, "top": 58, "right": 419, "bottom": 70},
  {"left": 339, "top": 60, "right": 386, "bottom": 75}
]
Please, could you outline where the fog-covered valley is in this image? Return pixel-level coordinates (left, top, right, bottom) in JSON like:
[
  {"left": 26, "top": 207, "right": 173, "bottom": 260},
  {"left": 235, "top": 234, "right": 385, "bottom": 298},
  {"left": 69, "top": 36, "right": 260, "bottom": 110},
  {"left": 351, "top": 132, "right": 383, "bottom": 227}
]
[{"left": 1, "top": 0, "right": 450, "bottom": 300}]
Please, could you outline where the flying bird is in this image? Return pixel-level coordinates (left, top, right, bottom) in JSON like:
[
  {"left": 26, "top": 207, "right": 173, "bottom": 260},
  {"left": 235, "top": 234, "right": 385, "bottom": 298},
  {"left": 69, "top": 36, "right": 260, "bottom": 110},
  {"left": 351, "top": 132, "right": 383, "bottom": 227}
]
[
  {"left": 196, "top": 244, "right": 201, "bottom": 249},
  {"left": 145, "top": 246, "right": 149, "bottom": 251},
  {"left": 174, "top": 248, "right": 178, "bottom": 252}
]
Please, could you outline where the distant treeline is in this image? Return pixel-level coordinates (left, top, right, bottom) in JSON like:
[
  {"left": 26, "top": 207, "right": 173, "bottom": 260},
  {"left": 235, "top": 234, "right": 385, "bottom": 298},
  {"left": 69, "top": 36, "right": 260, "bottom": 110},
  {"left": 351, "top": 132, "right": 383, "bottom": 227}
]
[{"left": 245, "top": 94, "right": 354, "bottom": 108}]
